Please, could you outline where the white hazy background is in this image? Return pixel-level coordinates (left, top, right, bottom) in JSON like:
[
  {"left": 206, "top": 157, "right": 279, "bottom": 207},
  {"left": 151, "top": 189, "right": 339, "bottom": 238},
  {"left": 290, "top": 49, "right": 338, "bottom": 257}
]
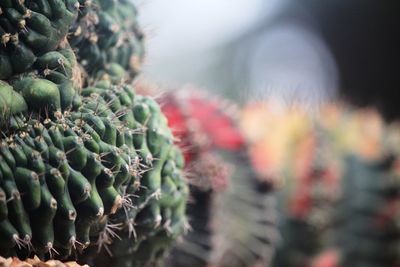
[{"left": 133, "top": 0, "right": 338, "bottom": 105}]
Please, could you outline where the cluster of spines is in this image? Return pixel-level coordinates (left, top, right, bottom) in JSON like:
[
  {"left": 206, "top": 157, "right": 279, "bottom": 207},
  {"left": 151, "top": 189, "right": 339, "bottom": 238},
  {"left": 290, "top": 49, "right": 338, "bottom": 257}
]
[
  {"left": 9, "top": 43, "right": 82, "bottom": 112},
  {"left": 69, "top": 0, "right": 144, "bottom": 77},
  {"left": 0, "top": 0, "right": 78, "bottom": 80},
  {"left": 0, "top": 78, "right": 188, "bottom": 261},
  {"left": 80, "top": 143, "right": 188, "bottom": 267},
  {"left": 0, "top": 0, "right": 82, "bottom": 116},
  {"left": 0, "top": 0, "right": 189, "bottom": 265}
]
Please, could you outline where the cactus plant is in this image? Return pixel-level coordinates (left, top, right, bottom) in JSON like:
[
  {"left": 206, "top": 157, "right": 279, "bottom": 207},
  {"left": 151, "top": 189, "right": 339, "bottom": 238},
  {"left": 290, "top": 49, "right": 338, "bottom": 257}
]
[
  {"left": 240, "top": 103, "right": 340, "bottom": 267},
  {"left": 240, "top": 101, "right": 400, "bottom": 267},
  {"left": 69, "top": 0, "right": 145, "bottom": 80},
  {"left": 140, "top": 89, "right": 277, "bottom": 267},
  {"left": 0, "top": 0, "right": 188, "bottom": 265},
  {"left": 0, "top": 1, "right": 81, "bottom": 115}
]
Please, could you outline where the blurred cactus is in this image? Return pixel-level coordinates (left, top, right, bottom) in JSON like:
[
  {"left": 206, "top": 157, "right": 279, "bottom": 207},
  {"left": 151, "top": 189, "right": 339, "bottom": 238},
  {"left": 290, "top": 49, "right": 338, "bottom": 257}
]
[
  {"left": 136, "top": 86, "right": 278, "bottom": 267},
  {"left": 240, "top": 101, "right": 400, "bottom": 267}
]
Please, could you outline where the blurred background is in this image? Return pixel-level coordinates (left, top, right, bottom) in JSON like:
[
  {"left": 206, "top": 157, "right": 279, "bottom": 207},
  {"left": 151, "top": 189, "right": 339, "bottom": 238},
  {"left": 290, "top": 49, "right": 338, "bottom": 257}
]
[
  {"left": 135, "top": 0, "right": 336, "bottom": 105},
  {"left": 135, "top": 0, "right": 399, "bottom": 108},
  {"left": 133, "top": 1, "right": 400, "bottom": 267}
]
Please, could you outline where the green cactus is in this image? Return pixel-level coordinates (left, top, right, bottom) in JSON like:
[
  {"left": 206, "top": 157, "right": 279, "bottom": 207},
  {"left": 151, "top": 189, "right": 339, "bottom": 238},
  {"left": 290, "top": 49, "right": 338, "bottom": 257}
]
[
  {"left": 0, "top": 0, "right": 188, "bottom": 265},
  {"left": 0, "top": 76, "right": 188, "bottom": 263},
  {"left": 69, "top": 0, "right": 145, "bottom": 79},
  {"left": 0, "top": 0, "right": 81, "bottom": 114}
]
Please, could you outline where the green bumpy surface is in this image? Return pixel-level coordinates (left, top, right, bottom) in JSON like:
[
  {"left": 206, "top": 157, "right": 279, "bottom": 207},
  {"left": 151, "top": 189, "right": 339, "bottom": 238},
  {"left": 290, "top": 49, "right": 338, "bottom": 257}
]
[
  {"left": 69, "top": 0, "right": 145, "bottom": 79},
  {"left": 0, "top": 0, "right": 81, "bottom": 114},
  {"left": 0, "top": 78, "right": 188, "bottom": 264},
  {"left": 0, "top": 0, "right": 188, "bottom": 265}
]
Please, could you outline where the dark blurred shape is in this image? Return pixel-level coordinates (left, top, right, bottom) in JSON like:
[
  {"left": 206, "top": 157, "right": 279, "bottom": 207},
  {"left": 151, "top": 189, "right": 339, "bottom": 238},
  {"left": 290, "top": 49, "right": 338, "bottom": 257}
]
[
  {"left": 337, "top": 155, "right": 400, "bottom": 267},
  {"left": 214, "top": 0, "right": 399, "bottom": 112},
  {"left": 304, "top": 0, "right": 400, "bottom": 119}
]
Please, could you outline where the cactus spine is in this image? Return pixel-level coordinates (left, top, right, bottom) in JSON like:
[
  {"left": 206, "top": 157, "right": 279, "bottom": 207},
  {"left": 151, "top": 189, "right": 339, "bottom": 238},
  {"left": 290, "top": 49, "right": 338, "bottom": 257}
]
[{"left": 0, "top": 0, "right": 188, "bottom": 265}]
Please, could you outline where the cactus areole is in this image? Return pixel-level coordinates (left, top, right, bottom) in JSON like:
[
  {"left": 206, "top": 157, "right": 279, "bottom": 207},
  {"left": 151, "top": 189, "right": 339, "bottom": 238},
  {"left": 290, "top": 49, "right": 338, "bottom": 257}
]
[{"left": 0, "top": 0, "right": 188, "bottom": 266}]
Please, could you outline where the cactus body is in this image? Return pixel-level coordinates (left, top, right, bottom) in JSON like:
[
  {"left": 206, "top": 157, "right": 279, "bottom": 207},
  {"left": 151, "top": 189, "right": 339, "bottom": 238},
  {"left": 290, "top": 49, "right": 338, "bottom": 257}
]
[
  {"left": 0, "top": 77, "right": 188, "bottom": 264},
  {"left": 0, "top": 0, "right": 188, "bottom": 265},
  {"left": 0, "top": 0, "right": 81, "bottom": 115},
  {"left": 69, "top": 0, "right": 145, "bottom": 79}
]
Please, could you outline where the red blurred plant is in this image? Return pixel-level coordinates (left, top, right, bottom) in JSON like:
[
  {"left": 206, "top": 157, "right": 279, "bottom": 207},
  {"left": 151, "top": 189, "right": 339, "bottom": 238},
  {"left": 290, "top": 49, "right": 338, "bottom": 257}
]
[{"left": 141, "top": 87, "right": 245, "bottom": 192}]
